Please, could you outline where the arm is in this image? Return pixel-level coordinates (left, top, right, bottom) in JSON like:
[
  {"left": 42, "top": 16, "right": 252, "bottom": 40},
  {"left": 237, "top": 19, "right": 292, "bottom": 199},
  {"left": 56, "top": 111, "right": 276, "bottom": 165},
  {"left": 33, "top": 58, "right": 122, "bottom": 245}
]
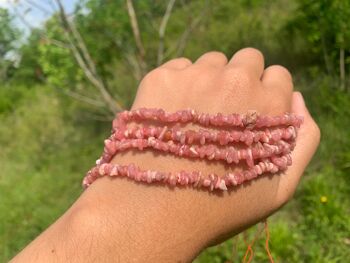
[{"left": 11, "top": 48, "right": 320, "bottom": 263}]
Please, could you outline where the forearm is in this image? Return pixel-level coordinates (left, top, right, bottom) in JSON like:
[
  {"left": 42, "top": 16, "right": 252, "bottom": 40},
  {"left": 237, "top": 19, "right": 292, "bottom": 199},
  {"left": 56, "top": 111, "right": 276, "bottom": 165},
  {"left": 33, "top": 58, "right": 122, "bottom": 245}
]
[
  {"left": 11, "top": 175, "right": 209, "bottom": 263},
  {"left": 11, "top": 150, "right": 282, "bottom": 263}
]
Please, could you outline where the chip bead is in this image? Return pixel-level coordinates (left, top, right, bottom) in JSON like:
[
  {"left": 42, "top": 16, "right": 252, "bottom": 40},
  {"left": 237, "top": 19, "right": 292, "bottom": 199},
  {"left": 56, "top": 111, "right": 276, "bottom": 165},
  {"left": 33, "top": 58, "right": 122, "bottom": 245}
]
[{"left": 83, "top": 108, "right": 302, "bottom": 191}]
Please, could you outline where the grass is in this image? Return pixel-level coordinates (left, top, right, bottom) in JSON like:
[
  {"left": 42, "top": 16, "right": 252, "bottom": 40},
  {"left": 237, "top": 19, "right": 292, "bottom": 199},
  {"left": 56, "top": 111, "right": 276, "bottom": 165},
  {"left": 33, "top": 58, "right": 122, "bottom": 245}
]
[
  {"left": 0, "top": 87, "right": 109, "bottom": 261},
  {"left": 1, "top": 77, "right": 350, "bottom": 262}
]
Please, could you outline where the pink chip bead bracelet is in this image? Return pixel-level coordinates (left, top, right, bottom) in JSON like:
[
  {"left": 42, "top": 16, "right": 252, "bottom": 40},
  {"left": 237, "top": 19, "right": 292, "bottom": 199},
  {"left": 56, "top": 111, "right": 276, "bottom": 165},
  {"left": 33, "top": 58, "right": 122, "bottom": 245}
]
[{"left": 83, "top": 108, "right": 302, "bottom": 191}]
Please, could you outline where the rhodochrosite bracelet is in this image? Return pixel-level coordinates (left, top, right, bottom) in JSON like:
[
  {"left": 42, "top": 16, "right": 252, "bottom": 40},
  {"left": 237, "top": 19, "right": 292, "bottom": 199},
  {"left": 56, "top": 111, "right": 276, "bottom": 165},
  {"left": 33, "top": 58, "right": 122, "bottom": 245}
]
[{"left": 83, "top": 108, "right": 303, "bottom": 191}]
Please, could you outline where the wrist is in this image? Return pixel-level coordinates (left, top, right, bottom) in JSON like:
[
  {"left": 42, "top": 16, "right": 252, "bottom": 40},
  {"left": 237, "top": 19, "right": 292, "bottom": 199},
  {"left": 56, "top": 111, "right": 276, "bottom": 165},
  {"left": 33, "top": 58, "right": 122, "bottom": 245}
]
[{"left": 75, "top": 175, "right": 211, "bottom": 262}]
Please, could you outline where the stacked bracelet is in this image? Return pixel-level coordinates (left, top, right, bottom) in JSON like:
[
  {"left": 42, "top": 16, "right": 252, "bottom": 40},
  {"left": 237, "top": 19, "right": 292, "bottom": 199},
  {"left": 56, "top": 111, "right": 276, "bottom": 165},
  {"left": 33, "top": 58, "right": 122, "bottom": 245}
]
[{"left": 83, "top": 108, "right": 302, "bottom": 191}]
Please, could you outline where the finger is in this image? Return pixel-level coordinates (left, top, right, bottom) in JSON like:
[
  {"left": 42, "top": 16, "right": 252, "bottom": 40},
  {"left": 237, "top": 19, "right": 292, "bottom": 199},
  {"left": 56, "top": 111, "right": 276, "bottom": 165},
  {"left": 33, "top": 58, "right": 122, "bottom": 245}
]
[
  {"left": 195, "top": 51, "right": 228, "bottom": 67},
  {"left": 277, "top": 92, "right": 321, "bottom": 201},
  {"left": 227, "top": 47, "right": 265, "bottom": 79},
  {"left": 160, "top": 57, "right": 192, "bottom": 70},
  {"left": 262, "top": 65, "right": 293, "bottom": 96}
]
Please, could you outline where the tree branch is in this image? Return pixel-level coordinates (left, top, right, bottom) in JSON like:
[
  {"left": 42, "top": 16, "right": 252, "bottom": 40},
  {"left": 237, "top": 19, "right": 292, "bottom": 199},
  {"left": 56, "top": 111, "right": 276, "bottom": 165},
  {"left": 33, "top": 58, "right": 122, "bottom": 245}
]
[
  {"left": 65, "top": 28, "right": 119, "bottom": 112},
  {"left": 12, "top": 5, "right": 68, "bottom": 49},
  {"left": 126, "top": 0, "right": 147, "bottom": 76},
  {"left": 157, "top": 0, "right": 176, "bottom": 65},
  {"left": 175, "top": 13, "right": 203, "bottom": 56},
  {"left": 66, "top": 13, "right": 98, "bottom": 75},
  {"left": 126, "top": 0, "right": 145, "bottom": 58},
  {"left": 42, "top": 37, "right": 70, "bottom": 49},
  {"left": 54, "top": 0, "right": 123, "bottom": 113},
  {"left": 57, "top": 88, "right": 106, "bottom": 108},
  {"left": 35, "top": 73, "right": 107, "bottom": 109},
  {"left": 24, "top": 0, "right": 51, "bottom": 15},
  {"left": 124, "top": 53, "right": 143, "bottom": 82},
  {"left": 165, "top": 1, "right": 208, "bottom": 58}
]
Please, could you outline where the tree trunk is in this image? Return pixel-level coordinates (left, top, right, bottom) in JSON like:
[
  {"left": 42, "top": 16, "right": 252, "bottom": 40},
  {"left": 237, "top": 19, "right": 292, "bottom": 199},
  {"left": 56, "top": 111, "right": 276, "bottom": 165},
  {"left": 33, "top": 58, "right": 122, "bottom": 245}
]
[
  {"left": 321, "top": 35, "right": 332, "bottom": 75},
  {"left": 340, "top": 48, "right": 345, "bottom": 90}
]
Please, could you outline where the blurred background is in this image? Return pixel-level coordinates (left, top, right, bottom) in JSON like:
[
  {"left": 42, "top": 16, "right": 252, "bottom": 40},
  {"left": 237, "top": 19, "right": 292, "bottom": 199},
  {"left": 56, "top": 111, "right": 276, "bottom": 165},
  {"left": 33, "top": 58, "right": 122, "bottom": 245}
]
[{"left": 0, "top": 0, "right": 349, "bottom": 262}]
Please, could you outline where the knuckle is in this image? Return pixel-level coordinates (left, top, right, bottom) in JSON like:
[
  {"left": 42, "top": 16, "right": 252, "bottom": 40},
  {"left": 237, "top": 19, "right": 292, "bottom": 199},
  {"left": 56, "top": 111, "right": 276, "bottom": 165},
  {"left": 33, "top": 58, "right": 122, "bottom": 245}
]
[
  {"left": 153, "top": 67, "right": 172, "bottom": 76},
  {"left": 267, "top": 65, "right": 293, "bottom": 82},
  {"left": 240, "top": 47, "right": 264, "bottom": 59},
  {"left": 196, "top": 51, "right": 228, "bottom": 67},
  {"left": 177, "top": 57, "right": 192, "bottom": 63},
  {"left": 206, "top": 51, "right": 227, "bottom": 59},
  {"left": 173, "top": 57, "right": 192, "bottom": 65},
  {"left": 140, "top": 67, "right": 171, "bottom": 86}
]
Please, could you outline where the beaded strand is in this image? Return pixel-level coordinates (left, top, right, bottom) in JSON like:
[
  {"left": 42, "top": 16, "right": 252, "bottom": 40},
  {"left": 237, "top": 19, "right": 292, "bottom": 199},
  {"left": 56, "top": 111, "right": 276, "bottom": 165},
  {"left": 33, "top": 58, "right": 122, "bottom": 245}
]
[
  {"left": 83, "top": 108, "right": 302, "bottom": 191},
  {"left": 114, "top": 108, "right": 303, "bottom": 129},
  {"left": 83, "top": 156, "right": 291, "bottom": 191},
  {"left": 112, "top": 124, "right": 298, "bottom": 146},
  {"left": 100, "top": 137, "right": 295, "bottom": 168}
]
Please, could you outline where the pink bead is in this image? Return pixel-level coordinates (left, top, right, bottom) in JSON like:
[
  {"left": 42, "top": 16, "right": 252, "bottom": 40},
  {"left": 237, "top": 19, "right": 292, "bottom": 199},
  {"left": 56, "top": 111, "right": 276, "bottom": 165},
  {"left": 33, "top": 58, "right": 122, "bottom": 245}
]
[
  {"left": 168, "top": 174, "right": 177, "bottom": 186},
  {"left": 83, "top": 108, "right": 301, "bottom": 191},
  {"left": 202, "top": 178, "right": 211, "bottom": 188}
]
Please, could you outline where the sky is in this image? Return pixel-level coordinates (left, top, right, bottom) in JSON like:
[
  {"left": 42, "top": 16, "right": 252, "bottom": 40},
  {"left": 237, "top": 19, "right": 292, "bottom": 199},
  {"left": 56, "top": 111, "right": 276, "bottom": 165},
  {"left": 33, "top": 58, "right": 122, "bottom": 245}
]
[{"left": 0, "top": 0, "right": 78, "bottom": 33}]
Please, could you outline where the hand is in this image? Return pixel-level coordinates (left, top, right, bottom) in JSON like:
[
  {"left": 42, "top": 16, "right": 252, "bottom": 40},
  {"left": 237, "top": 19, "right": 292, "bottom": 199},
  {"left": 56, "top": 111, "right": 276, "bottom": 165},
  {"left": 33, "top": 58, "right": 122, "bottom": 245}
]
[
  {"left": 89, "top": 48, "right": 320, "bottom": 259},
  {"left": 12, "top": 48, "right": 320, "bottom": 263}
]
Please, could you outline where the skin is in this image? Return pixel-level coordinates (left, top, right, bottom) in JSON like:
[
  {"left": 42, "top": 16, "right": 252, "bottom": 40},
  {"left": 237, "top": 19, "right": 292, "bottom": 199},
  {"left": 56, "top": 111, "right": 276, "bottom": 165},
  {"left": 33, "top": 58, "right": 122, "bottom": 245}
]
[{"left": 11, "top": 48, "right": 320, "bottom": 263}]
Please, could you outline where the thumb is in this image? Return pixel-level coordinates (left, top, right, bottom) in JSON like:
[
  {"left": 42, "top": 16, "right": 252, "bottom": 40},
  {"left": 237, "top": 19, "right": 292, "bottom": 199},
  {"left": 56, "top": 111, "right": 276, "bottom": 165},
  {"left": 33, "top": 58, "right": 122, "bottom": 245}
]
[{"left": 277, "top": 91, "right": 321, "bottom": 200}]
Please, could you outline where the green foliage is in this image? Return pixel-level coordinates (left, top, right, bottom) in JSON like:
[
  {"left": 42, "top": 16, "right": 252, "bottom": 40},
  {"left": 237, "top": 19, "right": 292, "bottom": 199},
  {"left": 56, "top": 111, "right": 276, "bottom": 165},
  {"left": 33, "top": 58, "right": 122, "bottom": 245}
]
[
  {"left": 0, "top": 8, "right": 21, "bottom": 80},
  {"left": 0, "top": 84, "right": 30, "bottom": 113},
  {"left": 0, "top": 87, "right": 109, "bottom": 261},
  {"left": 285, "top": 0, "right": 350, "bottom": 76},
  {"left": 76, "top": 0, "right": 134, "bottom": 74},
  {"left": 0, "top": 0, "right": 350, "bottom": 262},
  {"left": 0, "top": 8, "right": 20, "bottom": 58},
  {"left": 296, "top": 171, "right": 350, "bottom": 262},
  {"left": 12, "top": 29, "right": 44, "bottom": 85},
  {"left": 38, "top": 16, "right": 85, "bottom": 88}
]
